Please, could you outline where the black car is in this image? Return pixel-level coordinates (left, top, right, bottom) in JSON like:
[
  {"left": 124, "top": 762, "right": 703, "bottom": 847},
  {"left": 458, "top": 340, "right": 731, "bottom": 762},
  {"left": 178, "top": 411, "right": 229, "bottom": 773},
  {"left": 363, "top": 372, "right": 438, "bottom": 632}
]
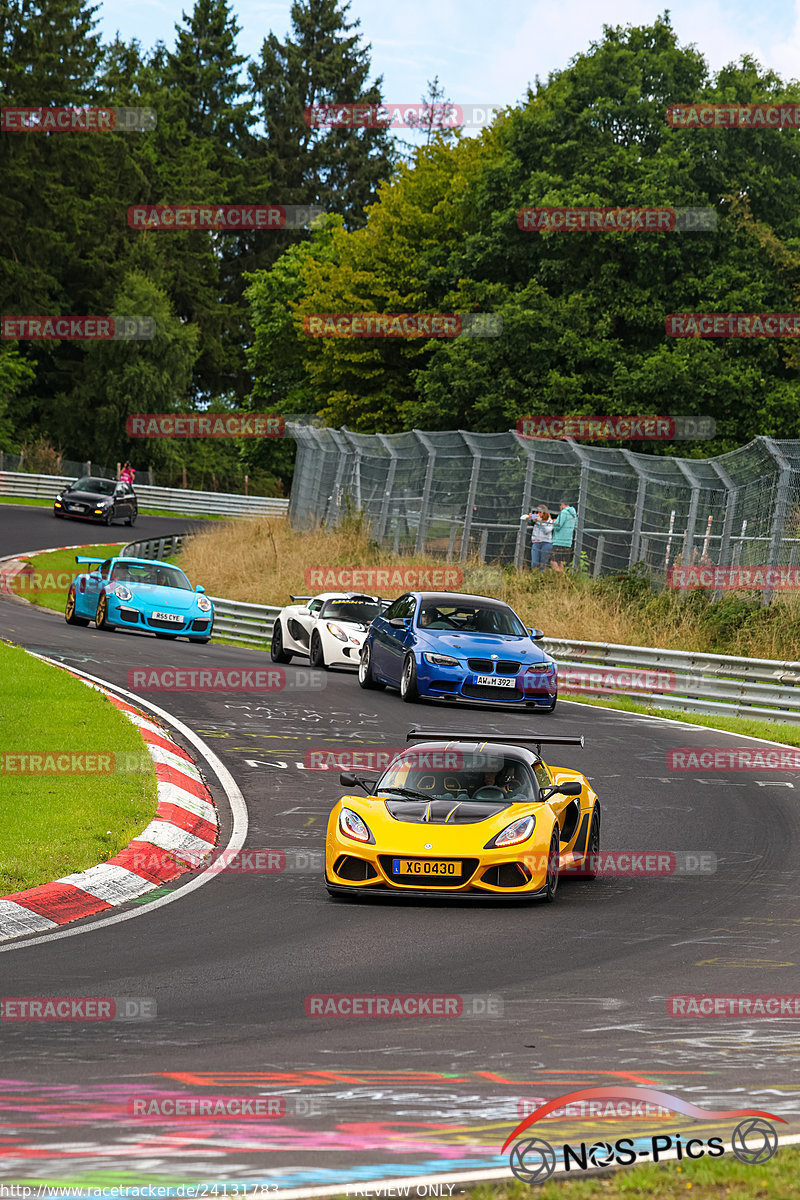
[{"left": 54, "top": 476, "right": 138, "bottom": 526}]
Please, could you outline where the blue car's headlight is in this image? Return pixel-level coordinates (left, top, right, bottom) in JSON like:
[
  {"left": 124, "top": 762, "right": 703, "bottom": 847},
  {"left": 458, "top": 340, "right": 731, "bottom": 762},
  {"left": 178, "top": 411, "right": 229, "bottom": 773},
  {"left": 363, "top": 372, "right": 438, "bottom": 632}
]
[
  {"left": 196, "top": 595, "right": 212, "bottom": 612},
  {"left": 423, "top": 652, "right": 459, "bottom": 666},
  {"left": 112, "top": 585, "right": 132, "bottom": 601}
]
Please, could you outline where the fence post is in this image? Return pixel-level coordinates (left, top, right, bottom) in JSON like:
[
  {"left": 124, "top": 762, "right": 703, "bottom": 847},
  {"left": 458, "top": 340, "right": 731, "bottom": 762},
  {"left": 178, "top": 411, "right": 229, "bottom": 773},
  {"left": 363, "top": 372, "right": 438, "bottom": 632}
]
[
  {"left": 567, "top": 441, "right": 591, "bottom": 571},
  {"left": 593, "top": 535, "right": 605, "bottom": 578},
  {"left": 459, "top": 433, "right": 481, "bottom": 559},
  {"left": 763, "top": 437, "right": 793, "bottom": 604},
  {"left": 414, "top": 431, "right": 437, "bottom": 554},
  {"left": 621, "top": 451, "right": 647, "bottom": 566},
  {"left": 512, "top": 433, "right": 536, "bottom": 570},
  {"left": 376, "top": 434, "right": 399, "bottom": 542},
  {"left": 447, "top": 523, "right": 458, "bottom": 560},
  {"left": 148, "top": 466, "right": 154, "bottom": 486},
  {"left": 479, "top": 528, "right": 489, "bottom": 562}
]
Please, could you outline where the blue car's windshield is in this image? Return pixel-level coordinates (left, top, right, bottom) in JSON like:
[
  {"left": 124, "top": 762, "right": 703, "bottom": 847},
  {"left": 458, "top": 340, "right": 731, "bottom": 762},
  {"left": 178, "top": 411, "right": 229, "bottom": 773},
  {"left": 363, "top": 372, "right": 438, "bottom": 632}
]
[
  {"left": 418, "top": 603, "right": 527, "bottom": 637},
  {"left": 110, "top": 562, "right": 192, "bottom": 591}
]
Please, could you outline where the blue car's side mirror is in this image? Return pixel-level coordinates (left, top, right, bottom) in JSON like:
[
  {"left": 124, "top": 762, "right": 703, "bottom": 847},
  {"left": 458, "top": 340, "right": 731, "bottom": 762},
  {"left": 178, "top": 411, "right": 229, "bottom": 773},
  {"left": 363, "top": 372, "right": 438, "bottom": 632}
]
[
  {"left": 195, "top": 584, "right": 205, "bottom": 593},
  {"left": 388, "top": 617, "right": 408, "bottom": 628},
  {"left": 529, "top": 627, "right": 544, "bottom": 640}
]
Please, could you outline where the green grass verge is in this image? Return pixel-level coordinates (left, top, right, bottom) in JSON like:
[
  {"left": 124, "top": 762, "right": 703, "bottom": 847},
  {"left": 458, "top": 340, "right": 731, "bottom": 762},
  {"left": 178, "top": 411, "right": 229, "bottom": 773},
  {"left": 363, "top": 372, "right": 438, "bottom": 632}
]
[
  {"left": 0, "top": 640, "right": 159, "bottom": 892},
  {"left": 13, "top": 543, "right": 124, "bottom": 612},
  {"left": 0, "top": 494, "right": 222, "bottom": 519},
  {"left": 462, "top": 1143, "right": 800, "bottom": 1198}
]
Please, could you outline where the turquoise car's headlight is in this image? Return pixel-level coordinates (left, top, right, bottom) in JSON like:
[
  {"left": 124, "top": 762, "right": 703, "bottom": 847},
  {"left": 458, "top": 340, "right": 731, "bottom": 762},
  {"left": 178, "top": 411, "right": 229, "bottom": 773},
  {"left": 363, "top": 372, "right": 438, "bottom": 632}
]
[
  {"left": 339, "top": 807, "right": 373, "bottom": 843},
  {"left": 196, "top": 595, "right": 212, "bottom": 612},
  {"left": 112, "top": 585, "right": 132, "bottom": 601}
]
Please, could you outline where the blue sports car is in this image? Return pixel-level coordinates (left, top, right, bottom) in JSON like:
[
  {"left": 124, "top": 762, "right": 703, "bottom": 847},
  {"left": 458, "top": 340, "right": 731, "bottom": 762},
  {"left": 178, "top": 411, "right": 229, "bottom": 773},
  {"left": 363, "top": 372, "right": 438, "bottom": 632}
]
[
  {"left": 358, "top": 590, "right": 558, "bottom": 710},
  {"left": 65, "top": 555, "right": 214, "bottom": 642}
]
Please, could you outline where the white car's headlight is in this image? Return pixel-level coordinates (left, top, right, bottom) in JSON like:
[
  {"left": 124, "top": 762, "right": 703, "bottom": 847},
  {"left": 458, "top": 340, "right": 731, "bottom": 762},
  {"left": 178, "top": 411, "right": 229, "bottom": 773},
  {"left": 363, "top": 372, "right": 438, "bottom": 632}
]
[
  {"left": 327, "top": 622, "right": 348, "bottom": 641},
  {"left": 488, "top": 815, "right": 536, "bottom": 848},
  {"left": 113, "top": 585, "right": 132, "bottom": 601},
  {"left": 197, "top": 595, "right": 212, "bottom": 612},
  {"left": 423, "top": 652, "right": 459, "bottom": 666},
  {"left": 339, "top": 807, "right": 373, "bottom": 843}
]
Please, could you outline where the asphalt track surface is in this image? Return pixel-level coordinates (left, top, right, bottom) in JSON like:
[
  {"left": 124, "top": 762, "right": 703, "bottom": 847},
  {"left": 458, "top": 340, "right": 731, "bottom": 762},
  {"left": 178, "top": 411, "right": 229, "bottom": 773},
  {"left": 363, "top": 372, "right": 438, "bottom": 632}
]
[{"left": 1, "top": 506, "right": 799, "bottom": 1190}]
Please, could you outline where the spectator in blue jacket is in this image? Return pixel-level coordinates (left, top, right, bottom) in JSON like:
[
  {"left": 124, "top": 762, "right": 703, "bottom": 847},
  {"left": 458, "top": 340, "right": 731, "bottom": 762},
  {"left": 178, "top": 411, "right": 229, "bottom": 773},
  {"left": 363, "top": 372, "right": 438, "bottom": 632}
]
[{"left": 550, "top": 500, "right": 577, "bottom": 570}]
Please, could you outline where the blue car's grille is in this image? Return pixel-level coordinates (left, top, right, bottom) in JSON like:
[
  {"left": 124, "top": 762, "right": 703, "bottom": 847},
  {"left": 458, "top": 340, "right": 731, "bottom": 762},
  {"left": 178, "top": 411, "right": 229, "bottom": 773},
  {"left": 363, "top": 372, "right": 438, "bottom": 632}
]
[
  {"left": 148, "top": 615, "right": 187, "bottom": 629},
  {"left": 467, "top": 658, "right": 521, "bottom": 675}
]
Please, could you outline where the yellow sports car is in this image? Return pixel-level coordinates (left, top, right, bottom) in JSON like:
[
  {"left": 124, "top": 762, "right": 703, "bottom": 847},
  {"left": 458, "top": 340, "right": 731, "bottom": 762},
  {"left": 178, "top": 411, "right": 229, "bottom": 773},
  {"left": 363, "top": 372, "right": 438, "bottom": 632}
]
[{"left": 324, "top": 729, "right": 600, "bottom": 901}]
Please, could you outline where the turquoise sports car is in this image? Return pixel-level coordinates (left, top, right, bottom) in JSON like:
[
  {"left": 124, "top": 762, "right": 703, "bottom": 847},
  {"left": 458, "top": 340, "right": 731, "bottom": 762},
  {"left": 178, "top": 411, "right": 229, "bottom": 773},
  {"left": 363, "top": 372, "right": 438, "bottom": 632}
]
[{"left": 65, "top": 555, "right": 214, "bottom": 642}]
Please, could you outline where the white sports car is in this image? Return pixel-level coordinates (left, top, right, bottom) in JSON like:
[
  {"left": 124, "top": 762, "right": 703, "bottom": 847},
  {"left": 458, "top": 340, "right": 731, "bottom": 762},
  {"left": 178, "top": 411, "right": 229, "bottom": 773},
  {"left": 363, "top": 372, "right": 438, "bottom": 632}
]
[{"left": 270, "top": 592, "right": 386, "bottom": 670}]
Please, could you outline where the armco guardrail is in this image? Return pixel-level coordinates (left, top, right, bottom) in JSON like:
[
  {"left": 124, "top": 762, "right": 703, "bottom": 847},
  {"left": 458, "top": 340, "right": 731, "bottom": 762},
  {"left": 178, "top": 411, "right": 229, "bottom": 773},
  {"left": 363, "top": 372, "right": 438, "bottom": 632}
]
[
  {"left": 545, "top": 637, "right": 800, "bottom": 724},
  {"left": 0, "top": 471, "right": 288, "bottom": 518},
  {"left": 209, "top": 597, "right": 281, "bottom": 646},
  {"left": 121, "top": 535, "right": 187, "bottom": 560}
]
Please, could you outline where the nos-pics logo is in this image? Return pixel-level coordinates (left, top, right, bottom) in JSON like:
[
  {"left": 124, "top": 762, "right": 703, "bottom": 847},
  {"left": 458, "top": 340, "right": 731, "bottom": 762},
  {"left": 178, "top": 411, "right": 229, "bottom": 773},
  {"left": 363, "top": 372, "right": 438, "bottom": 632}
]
[{"left": 504, "top": 1087, "right": 782, "bottom": 1184}]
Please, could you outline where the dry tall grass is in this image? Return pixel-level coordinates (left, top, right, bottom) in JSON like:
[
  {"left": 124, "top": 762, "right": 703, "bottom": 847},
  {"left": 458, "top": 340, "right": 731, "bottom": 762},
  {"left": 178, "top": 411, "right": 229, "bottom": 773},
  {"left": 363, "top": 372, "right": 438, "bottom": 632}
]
[{"left": 176, "top": 517, "right": 800, "bottom": 660}]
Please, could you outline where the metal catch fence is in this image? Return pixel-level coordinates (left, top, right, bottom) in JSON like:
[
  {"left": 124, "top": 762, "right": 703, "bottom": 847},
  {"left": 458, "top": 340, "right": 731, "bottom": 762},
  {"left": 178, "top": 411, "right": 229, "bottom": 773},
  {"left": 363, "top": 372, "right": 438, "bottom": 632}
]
[{"left": 287, "top": 426, "right": 800, "bottom": 581}]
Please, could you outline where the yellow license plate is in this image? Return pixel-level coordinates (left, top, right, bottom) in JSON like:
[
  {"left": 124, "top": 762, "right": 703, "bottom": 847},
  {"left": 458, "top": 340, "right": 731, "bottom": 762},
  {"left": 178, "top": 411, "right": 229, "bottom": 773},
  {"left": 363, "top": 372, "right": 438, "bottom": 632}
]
[{"left": 392, "top": 858, "right": 461, "bottom": 877}]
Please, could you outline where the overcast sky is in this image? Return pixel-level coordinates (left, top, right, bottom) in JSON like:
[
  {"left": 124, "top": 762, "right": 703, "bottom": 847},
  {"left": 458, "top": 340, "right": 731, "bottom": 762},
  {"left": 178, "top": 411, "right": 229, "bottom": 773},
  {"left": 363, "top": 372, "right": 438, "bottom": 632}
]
[{"left": 96, "top": 0, "right": 800, "bottom": 115}]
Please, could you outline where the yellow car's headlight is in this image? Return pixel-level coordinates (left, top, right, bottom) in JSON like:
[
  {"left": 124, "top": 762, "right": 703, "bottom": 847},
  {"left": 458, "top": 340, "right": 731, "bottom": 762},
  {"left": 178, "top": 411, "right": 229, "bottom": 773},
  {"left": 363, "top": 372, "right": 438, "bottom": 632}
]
[
  {"left": 485, "top": 815, "right": 535, "bottom": 849},
  {"left": 339, "top": 807, "right": 374, "bottom": 844}
]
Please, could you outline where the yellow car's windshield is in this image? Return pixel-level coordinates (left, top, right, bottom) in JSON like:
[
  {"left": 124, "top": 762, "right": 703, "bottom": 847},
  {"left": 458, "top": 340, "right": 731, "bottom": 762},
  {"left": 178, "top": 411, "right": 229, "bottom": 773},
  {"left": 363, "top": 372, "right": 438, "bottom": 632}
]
[{"left": 378, "top": 752, "right": 536, "bottom": 803}]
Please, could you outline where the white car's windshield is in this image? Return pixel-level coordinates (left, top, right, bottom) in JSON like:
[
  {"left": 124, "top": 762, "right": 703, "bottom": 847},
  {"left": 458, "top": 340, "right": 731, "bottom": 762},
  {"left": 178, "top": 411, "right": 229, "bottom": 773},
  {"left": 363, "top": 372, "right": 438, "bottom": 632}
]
[
  {"left": 417, "top": 603, "right": 527, "bottom": 637},
  {"left": 110, "top": 562, "right": 192, "bottom": 591},
  {"left": 320, "top": 599, "right": 382, "bottom": 622},
  {"left": 377, "top": 752, "right": 536, "bottom": 803}
]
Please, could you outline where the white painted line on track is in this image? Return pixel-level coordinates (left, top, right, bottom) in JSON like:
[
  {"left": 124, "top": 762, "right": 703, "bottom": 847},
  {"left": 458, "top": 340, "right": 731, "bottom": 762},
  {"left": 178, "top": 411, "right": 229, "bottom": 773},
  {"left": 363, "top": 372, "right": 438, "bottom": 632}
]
[
  {"left": 0, "top": 658, "right": 249, "bottom": 954},
  {"left": 559, "top": 695, "right": 800, "bottom": 750}
]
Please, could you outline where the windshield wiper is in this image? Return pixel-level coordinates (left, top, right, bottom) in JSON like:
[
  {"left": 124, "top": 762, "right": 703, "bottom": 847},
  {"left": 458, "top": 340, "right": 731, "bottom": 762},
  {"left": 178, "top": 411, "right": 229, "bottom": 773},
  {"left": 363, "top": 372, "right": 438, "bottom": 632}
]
[{"left": 379, "top": 785, "right": 438, "bottom": 802}]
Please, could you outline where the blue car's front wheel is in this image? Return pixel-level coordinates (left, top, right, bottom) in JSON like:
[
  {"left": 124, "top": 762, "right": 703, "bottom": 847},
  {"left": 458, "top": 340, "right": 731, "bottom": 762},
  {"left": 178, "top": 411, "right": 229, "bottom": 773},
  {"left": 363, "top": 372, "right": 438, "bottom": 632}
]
[
  {"left": 400, "top": 653, "right": 419, "bottom": 703},
  {"left": 358, "top": 643, "right": 384, "bottom": 690},
  {"left": 65, "top": 587, "right": 89, "bottom": 627},
  {"left": 95, "top": 593, "right": 116, "bottom": 632}
]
